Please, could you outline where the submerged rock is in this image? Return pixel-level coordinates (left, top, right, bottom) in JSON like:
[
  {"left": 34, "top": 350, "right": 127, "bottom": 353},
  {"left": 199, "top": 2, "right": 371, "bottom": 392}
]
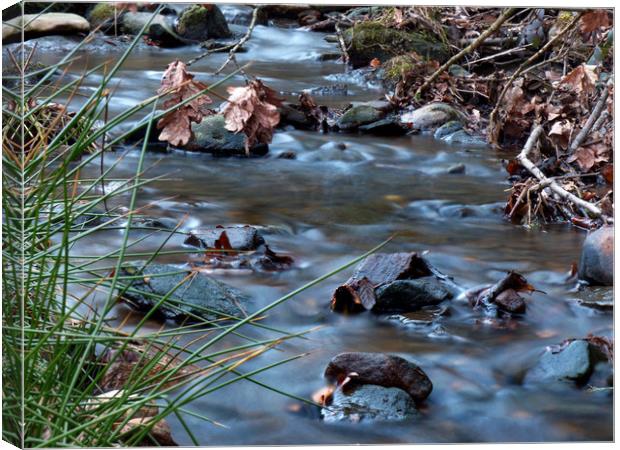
[
  {"left": 176, "top": 5, "right": 231, "bottom": 41},
  {"left": 373, "top": 277, "right": 453, "bottom": 313},
  {"left": 578, "top": 225, "right": 613, "bottom": 286},
  {"left": 120, "top": 262, "right": 250, "bottom": 323},
  {"left": 3, "top": 13, "right": 90, "bottom": 43},
  {"left": 324, "top": 352, "right": 432, "bottom": 403},
  {"left": 446, "top": 163, "right": 466, "bottom": 174},
  {"left": 525, "top": 340, "right": 594, "bottom": 384},
  {"left": 337, "top": 104, "right": 385, "bottom": 130},
  {"left": 298, "top": 142, "right": 365, "bottom": 163},
  {"left": 401, "top": 103, "right": 464, "bottom": 132},
  {"left": 344, "top": 22, "right": 448, "bottom": 68},
  {"left": 186, "top": 115, "right": 269, "bottom": 157},
  {"left": 443, "top": 129, "right": 488, "bottom": 146},
  {"left": 322, "top": 385, "right": 417, "bottom": 422},
  {"left": 184, "top": 226, "right": 265, "bottom": 250},
  {"left": 433, "top": 120, "right": 463, "bottom": 139}
]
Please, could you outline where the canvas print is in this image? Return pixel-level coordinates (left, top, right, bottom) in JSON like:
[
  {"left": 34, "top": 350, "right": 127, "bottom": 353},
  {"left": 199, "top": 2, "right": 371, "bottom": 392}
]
[{"left": 1, "top": 1, "right": 614, "bottom": 447}]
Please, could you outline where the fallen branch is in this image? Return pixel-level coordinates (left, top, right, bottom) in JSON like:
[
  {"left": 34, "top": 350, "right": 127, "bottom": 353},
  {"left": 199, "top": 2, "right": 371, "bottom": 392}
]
[
  {"left": 517, "top": 125, "right": 604, "bottom": 218},
  {"left": 214, "top": 6, "right": 262, "bottom": 75},
  {"left": 568, "top": 82, "right": 610, "bottom": 153},
  {"left": 487, "top": 12, "right": 583, "bottom": 144},
  {"left": 334, "top": 22, "right": 350, "bottom": 68},
  {"left": 415, "top": 8, "right": 517, "bottom": 98}
]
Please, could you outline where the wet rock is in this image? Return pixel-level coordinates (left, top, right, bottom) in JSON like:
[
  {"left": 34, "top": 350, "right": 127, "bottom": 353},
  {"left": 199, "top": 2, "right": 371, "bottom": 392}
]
[
  {"left": 305, "top": 84, "right": 348, "bottom": 97},
  {"left": 446, "top": 163, "right": 466, "bottom": 174},
  {"left": 525, "top": 340, "right": 594, "bottom": 384},
  {"left": 337, "top": 104, "right": 385, "bottom": 130},
  {"left": 433, "top": 120, "right": 463, "bottom": 139},
  {"left": 324, "top": 352, "right": 433, "bottom": 403},
  {"left": 575, "top": 286, "right": 613, "bottom": 312},
  {"left": 465, "top": 271, "right": 530, "bottom": 315},
  {"left": 184, "top": 226, "right": 265, "bottom": 251},
  {"left": 186, "top": 115, "right": 269, "bottom": 157},
  {"left": 373, "top": 277, "right": 452, "bottom": 313},
  {"left": 443, "top": 130, "right": 488, "bottom": 146},
  {"left": 3, "top": 13, "right": 90, "bottom": 43},
  {"left": 298, "top": 142, "right": 365, "bottom": 163},
  {"left": 400, "top": 103, "right": 464, "bottom": 132},
  {"left": 120, "top": 12, "right": 182, "bottom": 46},
  {"left": 448, "top": 64, "right": 472, "bottom": 78},
  {"left": 130, "top": 216, "right": 178, "bottom": 230},
  {"left": 120, "top": 262, "right": 250, "bottom": 323},
  {"left": 176, "top": 5, "right": 231, "bottom": 41},
  {"left": 578, "top": 225, "right": 613, "bottom": 286},
  {"left": 278, "top": 102, "right": 318, "bottom": 130},
  {"left": 322, "top": 385, "right": 417, "bottom": 422},
  {"left": 344, "top": 21, "right": 449, "bottom": 68},
  {"left": 359, "top": 117, "right": 408, "bottom": 136}
]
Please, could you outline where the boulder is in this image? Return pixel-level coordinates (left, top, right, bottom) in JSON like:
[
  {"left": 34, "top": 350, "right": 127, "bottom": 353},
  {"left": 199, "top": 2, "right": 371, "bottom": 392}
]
[
  {"left": 400, "top": 103, "right": 464, "bottom": 132},
  {"left": 322, "top": 385, "right": 417, "bottom": 422},
  {"left": 3, "top": 13, "right": 90, "bottom": 43},
  {"left": 433, "top": 120, "right": 463, "bottom": 139},
  {"left": 373, "top": 277, "right": 452, "bottom": 313},
  {"left": 119, "top": 262, "right": 250, "bottom": 323},
  {"left": 120, "top": 12, "right": 181, "bottom": 46},
  {"left": 324, "top": 352, "right": 432, "bottom": 403},
  {"left": 578, "top": 225, "right": 613, "bottom": 286},
  {"left": 344, "top": 22, "right": 449, "bottom": 68},
  {"left": 358, "top": 117, "right": 408, "bottom": 136},
  {"left": 184, "top": 226, "right": 265, "bottom": 250},
  {"left": 176, "top": 5, "right": 231, "bottom": 41},
  {"left": 525, "top": 340, "right": 593, "bottom": 384},
  {"left": 337, "top": 104, "right": 385, "bottom": 130},
  {"left": 185, "top": 115, "right": 269, "bottom": 157}
]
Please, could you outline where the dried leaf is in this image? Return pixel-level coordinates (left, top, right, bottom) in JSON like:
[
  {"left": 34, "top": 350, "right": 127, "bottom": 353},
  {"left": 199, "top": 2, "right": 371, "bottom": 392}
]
[
  {"left": 580, "top": 10, "right": 610, "bottom": 34},
  {"left": 548, "top": 119, "right": 573, "bottom": 150},
  {"left": 223, "top": 80, "right": 282, "bottom": 153},
  {"left": 156, "top": 60, "right": 213, "bottom": 147},
  {"left": 559, "top": 64, "right": 598, "bottom": 97},
  {"left": 369, "top": 57, "right": 382, "bottom": 68}
]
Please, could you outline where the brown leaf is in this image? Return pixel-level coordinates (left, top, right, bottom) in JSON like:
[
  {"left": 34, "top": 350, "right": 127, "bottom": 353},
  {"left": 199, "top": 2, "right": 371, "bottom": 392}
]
[
  {"left": 559, "top": 64, "right": 598, "bottom": 97},
  {"left": 548, "top": 119, "right": 573, "bottom": 150},
  {"left": 156, "top": 60, "right": 213, "bottom": 147},
  {"left": 580, "top": 10, "right": 610, "bottom": 34},
  {"left": 223, "top": 80, "right": 282, "bottom": 153},
  {"left": 601, "top": 163, "right": 613, "bottom": 184},
  {"left": 369, "top": 57, "right": 382, "bottom": 68}
]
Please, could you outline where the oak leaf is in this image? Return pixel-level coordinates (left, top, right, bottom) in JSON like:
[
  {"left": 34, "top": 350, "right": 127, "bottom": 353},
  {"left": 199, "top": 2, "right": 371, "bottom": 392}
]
[
  {"left": 222, "top": 80, "right": 282, "bottom": 154},
  {"left": 580, "top": 10, "right": 610, "bottom": 34},
  {"left": 558, "top": 64, "right": 598, "bottom": 97},
  {"left": 156, "top": 60, "right": 213, "bottom": 147}
]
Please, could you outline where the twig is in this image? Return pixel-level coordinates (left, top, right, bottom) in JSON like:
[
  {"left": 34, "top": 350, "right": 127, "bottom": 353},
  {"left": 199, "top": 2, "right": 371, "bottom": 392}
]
[
  {"left": 466, "top": 44, "right": 530, "bottom": 67},
  {"left": 415, "top": 8, "right": 517, "bottom": 98},
  {"left": 334, "top": 22, "right": 350, "bottom": 69},
  {"left": 214, "top": 6, "right": 261, "bottom": 75},
  {"left": 517, "top": 125, "right": 604, "bottom": 218},
  {"left": 487, "top": 12, "right": 583, "bottom": 144},
  {"left": 568, "top": 83, "right": 610, "bottom": 153}
]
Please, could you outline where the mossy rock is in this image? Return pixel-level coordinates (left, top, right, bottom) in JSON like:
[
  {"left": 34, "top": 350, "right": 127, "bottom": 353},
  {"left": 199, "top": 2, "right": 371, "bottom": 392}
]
[
  {"left": 384, "top": 54, "right": 419, "bottom": 81},
  {"left": 337, "top": 104, "right": 385, "bottom": 130},
  {"left": 87, "top": 3, "right": 117, "bottom": 28},
  {"left": 176, "top": 5, "right": 231, "bottom": 41},
  {"left": 345, "top": 22, "right": 449, "bottom": 68}
]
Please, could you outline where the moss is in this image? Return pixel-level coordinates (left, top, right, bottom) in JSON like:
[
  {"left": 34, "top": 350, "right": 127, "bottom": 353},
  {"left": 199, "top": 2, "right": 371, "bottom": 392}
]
[
  {"left": 177, "top": 5, "right": 231, "bottom": 40},
  {"left": 384, "top": 54, "right": 418, "bottom": 81},
  {"left": 88, "top": 3, "right": 117, "bottom": 26},
  {"left": 345, "top": 21, "right": 448, "bottom": 68}
]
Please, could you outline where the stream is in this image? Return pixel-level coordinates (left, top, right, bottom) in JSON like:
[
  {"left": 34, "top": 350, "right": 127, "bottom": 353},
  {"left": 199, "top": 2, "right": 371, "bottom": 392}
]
[{"left": 30, "top": 6, "right": 613, "bottom": 444}]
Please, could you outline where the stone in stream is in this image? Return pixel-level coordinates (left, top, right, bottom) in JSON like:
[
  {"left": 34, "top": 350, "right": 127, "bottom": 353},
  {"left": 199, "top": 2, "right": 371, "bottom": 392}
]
[
  {"left": 578, "top": 225, "right": 613, "bottom": 286},
  {"left": 298, "top": 141, "right": 366, "bottom": 163},
  {"left": 120, "top": 12, "right": 182, "bottom": 46},
  {"left": 3, "top": 13, "right": 90, "bottom": 43},
  {"left": 443, "top": 130, "right": 488, "bottom": 146},
  {"left": 322, "top": 385, "right": 418, "bottom": 422},
  {"left": 525, "top": 340, "right": 595, "bottom": 384},
  {"left": 176, "top": 5, "right": 231, "bottom": 41},
  {"left": 324, "top": 352, "right": 433, "bottom": 403},
  {"left": 184, "top": 226, "right": 265, "bottom": 251},
  {"left": 400, "top": 103, "right": 465, "bottom": 132},
  {"left": 446, "top": 163, "right": 466, "bottom": 174},
  {"left": 343, "top": 22, "right": 449, "bottom": 68},
  {"left": 359, "top": 117, "right": 409, "bottom": 136},
  {"left": 373, "top": 277, "right": 453, "bottom": 313},
  {"left": 185, "top": 115, "right": 269, "bottom": 157},
  {"left": 337, "top": 104, "right": 386, "bottom": 131},
  {"left": 433, "top": 120, "right": 463, "bottom": 139},
  {"left": 119, "top": 262, "right": 250, "bottom": 323}
]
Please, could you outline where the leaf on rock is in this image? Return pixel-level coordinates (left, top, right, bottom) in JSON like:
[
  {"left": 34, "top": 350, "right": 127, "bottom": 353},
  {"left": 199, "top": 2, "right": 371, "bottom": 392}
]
[
  {"left": 466, "top": 271, "right": 536, "bottom": 315},
  {"left": 156, "top": 60, "right": 214, "bottom": 147},
  {"left": 222, "top": 79, "right": 283, "bottom": 154}
]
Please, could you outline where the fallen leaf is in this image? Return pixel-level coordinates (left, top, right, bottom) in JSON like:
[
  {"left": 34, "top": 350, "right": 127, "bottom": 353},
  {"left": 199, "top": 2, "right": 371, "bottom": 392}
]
[
  {"left": 580, "top": 10, "right": 610, "bottom": 34},
  {"left": 369, "top": 57, "right": 382, "bottom": 68},
  {"left": 559, "top": 64, "right": 598, "bottom": 97},
  {"left": 548, "top": 119, "right": 573, "bottom": 150}
]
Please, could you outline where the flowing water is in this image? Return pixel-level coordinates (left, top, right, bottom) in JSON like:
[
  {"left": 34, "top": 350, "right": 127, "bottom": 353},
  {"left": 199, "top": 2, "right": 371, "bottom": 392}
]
[{"left": 28, "top": 7, "right": 613, "bottom": 444}]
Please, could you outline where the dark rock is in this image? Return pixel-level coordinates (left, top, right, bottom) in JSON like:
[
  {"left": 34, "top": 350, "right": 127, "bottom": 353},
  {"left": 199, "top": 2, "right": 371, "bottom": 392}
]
[
  {"left": 186, "top": 115, "right": 269, "bottom": 157},
  {"left": 373, "top": 277, "right": 452, "bottom": 313},
  {"left": 277, "top": 151, "right": 297, "bottom": 159},
  {"left": 176, "top": 5, "right": 231, "bottom": 41},
  {"left": 120, "top": 262, "right": 250, "bottom": 323},
  {"left": 400, "top": 103, "right": 464, "bottom": 132},
  {"left": 278, "top": 102, "right": 317, "bottom": 130},
  {"left": 359, "top": 117, "right": 408, "bottom": 136},
  {"left": 120, "top": 12, "right": 182, "bottom": 46},
  {"left": 184, "top": 226, "right": 265, "bottom": 250},
  {"left": 322, "top": 385, "right": 417, "bottom": 422},
  {"left": 324, "top": 352, "right": 433, "bottom": 403},
  {"left": 337, "top": 104, "right": 385, "bottom": 130},
  {"left": 344, "top": 22, "right": 449, "bottom": 68},
  {"left": 525, "top": 340, "right": 594, "bottom": 384},
  {"left": 578, "top": 225, "right": 613, "bottom": 286},
  {"left": 446, "top": 163, "right": 466, "bottom": 174},
  {"left": 434, "top": 120, "right": 463, "bottom": 139}
]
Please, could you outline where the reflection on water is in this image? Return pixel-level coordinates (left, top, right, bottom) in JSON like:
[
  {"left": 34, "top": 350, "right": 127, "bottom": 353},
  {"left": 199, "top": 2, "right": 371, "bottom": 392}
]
[{"left": 41, "top": 6, "right": 613, "bottom": 444}]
